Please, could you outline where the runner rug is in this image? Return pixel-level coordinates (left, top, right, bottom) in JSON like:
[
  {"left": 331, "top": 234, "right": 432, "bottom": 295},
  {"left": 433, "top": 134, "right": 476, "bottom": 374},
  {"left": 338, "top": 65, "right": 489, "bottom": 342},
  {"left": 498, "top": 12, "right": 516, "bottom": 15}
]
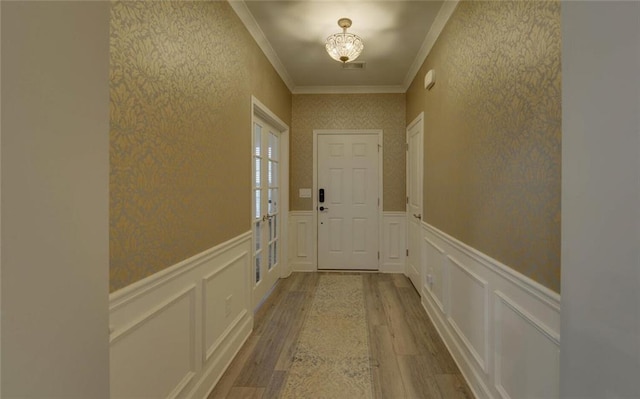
[{"left": 280, "top": 274, "right": 374, "bottom": 398}]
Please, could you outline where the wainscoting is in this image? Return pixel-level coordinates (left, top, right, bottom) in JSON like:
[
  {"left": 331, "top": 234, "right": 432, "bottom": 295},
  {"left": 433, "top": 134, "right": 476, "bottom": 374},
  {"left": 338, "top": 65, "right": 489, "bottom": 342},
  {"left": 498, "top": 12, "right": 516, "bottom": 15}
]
[
  {"left": 108, "top": 219, "right": 559, "bottom": 399},
  {"left": 109, "top": 232, "right": 253, "bottom": 399},
  {"left": 288, "top": 211, "right": 406, "bottom": 273},
  {"left": 288, "top": 211, "right": 316, "bottom": 271},
  {"left": 420, "top": 222, "right": 561, "bottom": 399},
  {"left": 381, "top": 212, "right": 407, "bottom": 272}
]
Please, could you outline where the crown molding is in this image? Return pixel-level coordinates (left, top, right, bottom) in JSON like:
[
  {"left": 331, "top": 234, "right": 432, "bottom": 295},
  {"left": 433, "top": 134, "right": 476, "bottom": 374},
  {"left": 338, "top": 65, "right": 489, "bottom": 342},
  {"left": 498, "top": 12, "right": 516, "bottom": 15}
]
[
  {"left": 230, "top": 0, "right": 458, "bottom": 95},
  {"left": 293, "top": 85, "right": 406, "bottom": 95},
  {"left": 228, "top": 0, "right": 295, "bottom": 92},
  {"left": 402, "top": 0, "right": 460, "bottom": 91}
]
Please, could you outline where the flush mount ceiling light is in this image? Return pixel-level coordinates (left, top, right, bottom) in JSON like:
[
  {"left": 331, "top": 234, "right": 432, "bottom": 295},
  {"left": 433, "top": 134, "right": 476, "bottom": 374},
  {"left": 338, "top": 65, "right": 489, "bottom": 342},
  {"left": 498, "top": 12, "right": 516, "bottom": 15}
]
[{"left": 325, "top": 18, "right": 364, "bottom": 63}]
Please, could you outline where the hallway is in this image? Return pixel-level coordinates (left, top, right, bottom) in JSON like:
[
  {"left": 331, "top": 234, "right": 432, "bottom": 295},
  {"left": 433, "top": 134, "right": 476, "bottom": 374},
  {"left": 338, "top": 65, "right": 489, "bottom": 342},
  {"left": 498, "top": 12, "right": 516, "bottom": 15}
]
[
  {"left": 208, "top": 273, "right": 473, "bottom": 399},
  {"left": 3, "top": 1, "right": 639, "bottom": 397}
]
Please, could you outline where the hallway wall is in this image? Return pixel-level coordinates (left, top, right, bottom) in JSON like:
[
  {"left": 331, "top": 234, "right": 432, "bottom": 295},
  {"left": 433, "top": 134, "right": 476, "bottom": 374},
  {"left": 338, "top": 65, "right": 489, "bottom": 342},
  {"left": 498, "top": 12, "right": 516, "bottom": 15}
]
[
  {"left": 109, "top": 1, "right": 291, "bottom": 292},
  {"left": 1, "top": 2, "right": 110, "bottom": 396},
  {"left": 290, "top": 93, "right": 406, "bottom": 211},
  {"left": 561, "top": 2, "right": 640, "bottom": 396},
  {"left": 406, "top": 0, "right": 561, "bottom": 292}
]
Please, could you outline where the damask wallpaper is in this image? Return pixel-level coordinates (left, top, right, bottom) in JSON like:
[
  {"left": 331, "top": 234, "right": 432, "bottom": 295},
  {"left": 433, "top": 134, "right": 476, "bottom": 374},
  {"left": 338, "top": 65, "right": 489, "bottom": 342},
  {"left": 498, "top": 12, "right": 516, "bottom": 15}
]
[
  {"left": 110, "top": 1, "right": 291, "bottom": 292},
  {"left": 291, "top": 94, "right": 406, "bottom": 211},
  {"left": 406, "top": 1, "right": 561, "bottom": 292}
]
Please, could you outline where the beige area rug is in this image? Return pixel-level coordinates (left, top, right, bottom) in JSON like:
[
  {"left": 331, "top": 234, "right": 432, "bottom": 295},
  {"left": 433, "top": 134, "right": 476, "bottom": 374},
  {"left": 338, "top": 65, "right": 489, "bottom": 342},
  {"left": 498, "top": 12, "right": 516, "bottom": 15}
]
[{"left": 280, "top": 274, "right": 374, "bottom": 399}]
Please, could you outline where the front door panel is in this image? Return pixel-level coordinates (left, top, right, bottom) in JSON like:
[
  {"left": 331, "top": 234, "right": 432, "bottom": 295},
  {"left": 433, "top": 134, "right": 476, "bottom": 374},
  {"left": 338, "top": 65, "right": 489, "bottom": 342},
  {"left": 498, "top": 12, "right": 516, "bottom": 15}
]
[{"left": 317, "top": 134, "right": 379, "bottom": 270}]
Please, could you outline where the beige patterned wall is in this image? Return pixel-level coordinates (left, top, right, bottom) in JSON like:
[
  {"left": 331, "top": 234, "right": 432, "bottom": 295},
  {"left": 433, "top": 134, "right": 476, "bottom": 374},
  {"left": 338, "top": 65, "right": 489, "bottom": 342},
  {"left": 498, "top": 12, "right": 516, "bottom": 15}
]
[
  {"left": 406, "top": 1, "right": 561, "bottom": 292},
  {"left": 110, "top": 1, "right": 291, "bottom": 292},
  {"left": 291, "top": 94, "right": 406, "bottom": 211}
]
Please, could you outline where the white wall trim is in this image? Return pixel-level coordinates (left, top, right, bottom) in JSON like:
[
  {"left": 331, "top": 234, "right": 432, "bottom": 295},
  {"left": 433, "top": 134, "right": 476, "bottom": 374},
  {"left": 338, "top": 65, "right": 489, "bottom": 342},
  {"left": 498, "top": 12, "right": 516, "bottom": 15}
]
[
  {"left": 168, "top": 370, "right": 196, "bottom": 399},
  {"left": 446, "top": 255, "right": 489, "bottom": 373},
  {"left": 424, "top": 223, "right": 560, "bottom": 310},
  {"left": 494, "top": 291, "right": 560, "bottom": 399},
  {"left": 109, "top": 231, "right": 251, "bottom": 310},
  {"left": 110, "top": 285, "right": 197, "bottom": 345},
  {"left": 293, "top": 85, "right": 405, "bottom": 94},
  {"left": 228, "top": 1, "right": 295, "bottom": 92},
  {"left": 423, "top": 287, "right": 492, "bottom": 399},
  {"left": 201, "top": 251, "right": 249, "bottom": 362},
  {"left": 420, "top": 221, "right": 561, "bottom": 399},
  {"left": 495, "top": 291, "right": 560, "bottom": 345},
  {"left": 381, "top": 212, "right": 406, "bottom": 273},
  {"left": 204, "top": 309, "right": 248, "bottom": 363},
  {"left": 289, "top": 211, "right": 316, "bottom": 272},
  {"left": 401, "top": 0, "right": 459, "bottom": 90},
  {"left": 423, "top": 237, "right": 445, "bottom": 314},
  {"left": 109, "top": 232, "right": 253, "bottom": 398}
]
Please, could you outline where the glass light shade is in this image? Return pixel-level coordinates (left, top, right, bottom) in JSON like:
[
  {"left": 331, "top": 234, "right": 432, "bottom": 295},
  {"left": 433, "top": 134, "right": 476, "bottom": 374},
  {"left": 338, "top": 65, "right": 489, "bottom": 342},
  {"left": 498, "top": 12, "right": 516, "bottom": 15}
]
[{"left": 325, "top": 32, "right": 364, "bottom": 63}]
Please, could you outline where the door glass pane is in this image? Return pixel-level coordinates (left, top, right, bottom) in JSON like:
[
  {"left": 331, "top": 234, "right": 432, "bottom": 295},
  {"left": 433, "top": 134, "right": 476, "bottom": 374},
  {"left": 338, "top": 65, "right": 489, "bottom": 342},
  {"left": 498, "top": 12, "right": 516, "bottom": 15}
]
[
  {"left": 268, "top": 188, "right": 278, "bottom": 214},
  {"left": 273, "top": 215, "right": 277, "bottom": 239},
  {"left": 273, "top": 241, "right": 278, "bottom": 265},
  {"left": 255, "top": 159, "right": 261, "bottom": 187},
  {"left": 254, "top": 222, "right": 261, "bottom": 251},
  {"left": 268, "top": 218, "right": 272, "bottom": 241},
  {"left": 268, "top": 244, "right": 273, "bottom": 270},
  {"left": 254, "top": 189, "right": 261, "bottom": 220},
  {"left": 268, "top": 131, "right": 278, "bottom": 159},
  {"left": 268, "top": 161, "right": 277, "bottom": 187},
  {"left": 254, "top": 124, "right": 261, "bottom": 156},
  {"left": 255, "top": 252, "right": 261, "bottom": 283}
]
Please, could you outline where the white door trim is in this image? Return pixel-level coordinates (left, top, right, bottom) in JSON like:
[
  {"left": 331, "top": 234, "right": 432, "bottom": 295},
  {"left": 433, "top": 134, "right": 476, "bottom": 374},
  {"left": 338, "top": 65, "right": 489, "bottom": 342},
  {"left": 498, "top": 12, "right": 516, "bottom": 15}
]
[
  {"left": 251, "top": 97, "right": 290, "bottom": 303},
  {"left": 406, "top": 112, "right": 424, "bottom": 289},
  {"left": 313, "top": 129, "right": 383, "bottom": 270}
]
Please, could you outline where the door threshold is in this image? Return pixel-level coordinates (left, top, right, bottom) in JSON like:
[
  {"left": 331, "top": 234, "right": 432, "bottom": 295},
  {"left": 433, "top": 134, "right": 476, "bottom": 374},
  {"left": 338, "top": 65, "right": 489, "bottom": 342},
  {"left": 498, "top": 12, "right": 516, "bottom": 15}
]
[{"left": 316, "top": 269, "right": 379, "bottom": 274}]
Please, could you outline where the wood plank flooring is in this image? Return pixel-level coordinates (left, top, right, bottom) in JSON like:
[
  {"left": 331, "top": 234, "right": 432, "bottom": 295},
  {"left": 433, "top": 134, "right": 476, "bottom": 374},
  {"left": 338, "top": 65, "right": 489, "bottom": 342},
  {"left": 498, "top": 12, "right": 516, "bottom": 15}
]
[{"left": 208, "top": 273, "right": 473, "bottom": 399}]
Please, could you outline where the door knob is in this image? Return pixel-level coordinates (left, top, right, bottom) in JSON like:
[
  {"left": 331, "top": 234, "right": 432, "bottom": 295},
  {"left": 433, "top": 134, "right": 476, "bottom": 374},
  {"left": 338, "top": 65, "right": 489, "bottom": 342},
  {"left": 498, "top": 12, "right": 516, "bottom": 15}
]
[
  {"left": 319, "top": 206, "right": 329, "bottom": 211},
  {"left": 413, "top": 213, "right": 421, "bottom": 219}
]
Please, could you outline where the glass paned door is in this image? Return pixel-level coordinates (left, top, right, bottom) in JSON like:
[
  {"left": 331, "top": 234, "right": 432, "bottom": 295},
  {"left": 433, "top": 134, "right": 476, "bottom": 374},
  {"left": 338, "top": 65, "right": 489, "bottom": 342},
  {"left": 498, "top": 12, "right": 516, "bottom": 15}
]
[{"left": 253, "top": 117, "right": 280, "bottom": 307}]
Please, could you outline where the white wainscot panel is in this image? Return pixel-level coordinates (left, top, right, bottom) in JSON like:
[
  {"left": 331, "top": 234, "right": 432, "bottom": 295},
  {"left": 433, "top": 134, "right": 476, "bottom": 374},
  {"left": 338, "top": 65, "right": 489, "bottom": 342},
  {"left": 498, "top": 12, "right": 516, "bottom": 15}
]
[
  {"left": 202, "top": 252, "right": 250, "bottom": 362},
  {"left": 288, "top": 211, "right": 316, "bottom": 271},
  {"left": 494, "top": 292, "right": 560, "bottom": 399},
  {"left": 381, "top": 212, "right": 406, "bottom": 273},
  {"left": 419, "top": 223, "right": 561, "bottom": 399},
  {"left": 448, "top": 255, "right": 489, "bottom": 372},
  {"left": 423, "top": 237, "right": 446, "bottom": 313},
  {"left": 111, "top": 287, "right": 196, "bottom": 399},
  {"left": 109, "top": 232, "right": 253, "bottom": 399}
]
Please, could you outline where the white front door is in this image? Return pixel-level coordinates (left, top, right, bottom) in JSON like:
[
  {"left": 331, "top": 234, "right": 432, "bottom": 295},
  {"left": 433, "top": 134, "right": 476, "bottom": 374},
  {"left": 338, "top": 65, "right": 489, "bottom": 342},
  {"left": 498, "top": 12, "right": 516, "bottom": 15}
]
[
  {"left": 252, "top": 117, "right": 281, "bottom": 308},
  {"left": 317, "top": 133, "right": 380, "bottom": 270},
  {"left": 406, "top": 114, "right": 423, "bottom": 292}
]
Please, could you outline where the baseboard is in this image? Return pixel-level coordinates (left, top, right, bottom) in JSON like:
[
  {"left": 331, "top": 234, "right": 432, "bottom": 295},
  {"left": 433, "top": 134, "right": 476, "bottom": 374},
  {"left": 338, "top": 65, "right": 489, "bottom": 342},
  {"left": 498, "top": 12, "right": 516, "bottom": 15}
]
[
  {"left": 109, "top": 232, "right": 253, "bottom": 399},
  {"left": 290, "top": 261, "right": 317, "bottom": 272},
  {"left": 420, "top": 222, "right": 560, "bottom": 399}
]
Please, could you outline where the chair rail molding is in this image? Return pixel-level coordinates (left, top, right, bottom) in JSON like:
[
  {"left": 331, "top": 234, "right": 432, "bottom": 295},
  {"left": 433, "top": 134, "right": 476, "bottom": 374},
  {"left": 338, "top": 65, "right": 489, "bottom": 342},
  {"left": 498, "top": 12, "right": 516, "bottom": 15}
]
[
  {"left": 419, "top": 222, "right": 560, "bottom": 399},
  {"left": 109, "top": 231, "right": 253, "bottom": 399}
]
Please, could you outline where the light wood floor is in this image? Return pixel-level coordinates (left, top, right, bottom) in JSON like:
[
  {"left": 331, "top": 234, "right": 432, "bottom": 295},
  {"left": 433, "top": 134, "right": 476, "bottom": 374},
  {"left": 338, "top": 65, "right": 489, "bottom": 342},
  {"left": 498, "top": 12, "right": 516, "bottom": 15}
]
[{"left": 208, "top": 273, "right": 474, "bottom": 399}]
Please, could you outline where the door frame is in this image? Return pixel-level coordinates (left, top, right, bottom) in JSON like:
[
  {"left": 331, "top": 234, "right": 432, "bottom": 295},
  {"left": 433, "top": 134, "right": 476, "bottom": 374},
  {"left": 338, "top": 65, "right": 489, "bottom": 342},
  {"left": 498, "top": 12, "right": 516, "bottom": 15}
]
[
  {"left": 251, "top": 96, "right": 290, "bottom": 309},
  {"left": 406, "top": 112, "right": 424, "bottom": 290},
  {"left": 312, "top": 129, "right": 383, "bottom": 271}
]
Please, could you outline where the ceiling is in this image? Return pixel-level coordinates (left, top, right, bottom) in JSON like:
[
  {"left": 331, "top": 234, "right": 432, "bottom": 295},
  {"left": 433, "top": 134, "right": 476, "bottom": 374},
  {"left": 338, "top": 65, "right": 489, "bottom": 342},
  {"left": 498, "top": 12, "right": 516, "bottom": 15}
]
[{"left": 230, "top": 1, "right": 458, "bottom": 93}]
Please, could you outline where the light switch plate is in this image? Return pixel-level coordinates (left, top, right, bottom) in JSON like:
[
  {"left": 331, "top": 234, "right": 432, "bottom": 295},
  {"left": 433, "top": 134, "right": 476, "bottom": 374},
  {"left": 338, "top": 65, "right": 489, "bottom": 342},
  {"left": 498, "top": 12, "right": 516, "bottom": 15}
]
[{"left": 299, "top": 188, "right": 312, "bottom": 198}]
